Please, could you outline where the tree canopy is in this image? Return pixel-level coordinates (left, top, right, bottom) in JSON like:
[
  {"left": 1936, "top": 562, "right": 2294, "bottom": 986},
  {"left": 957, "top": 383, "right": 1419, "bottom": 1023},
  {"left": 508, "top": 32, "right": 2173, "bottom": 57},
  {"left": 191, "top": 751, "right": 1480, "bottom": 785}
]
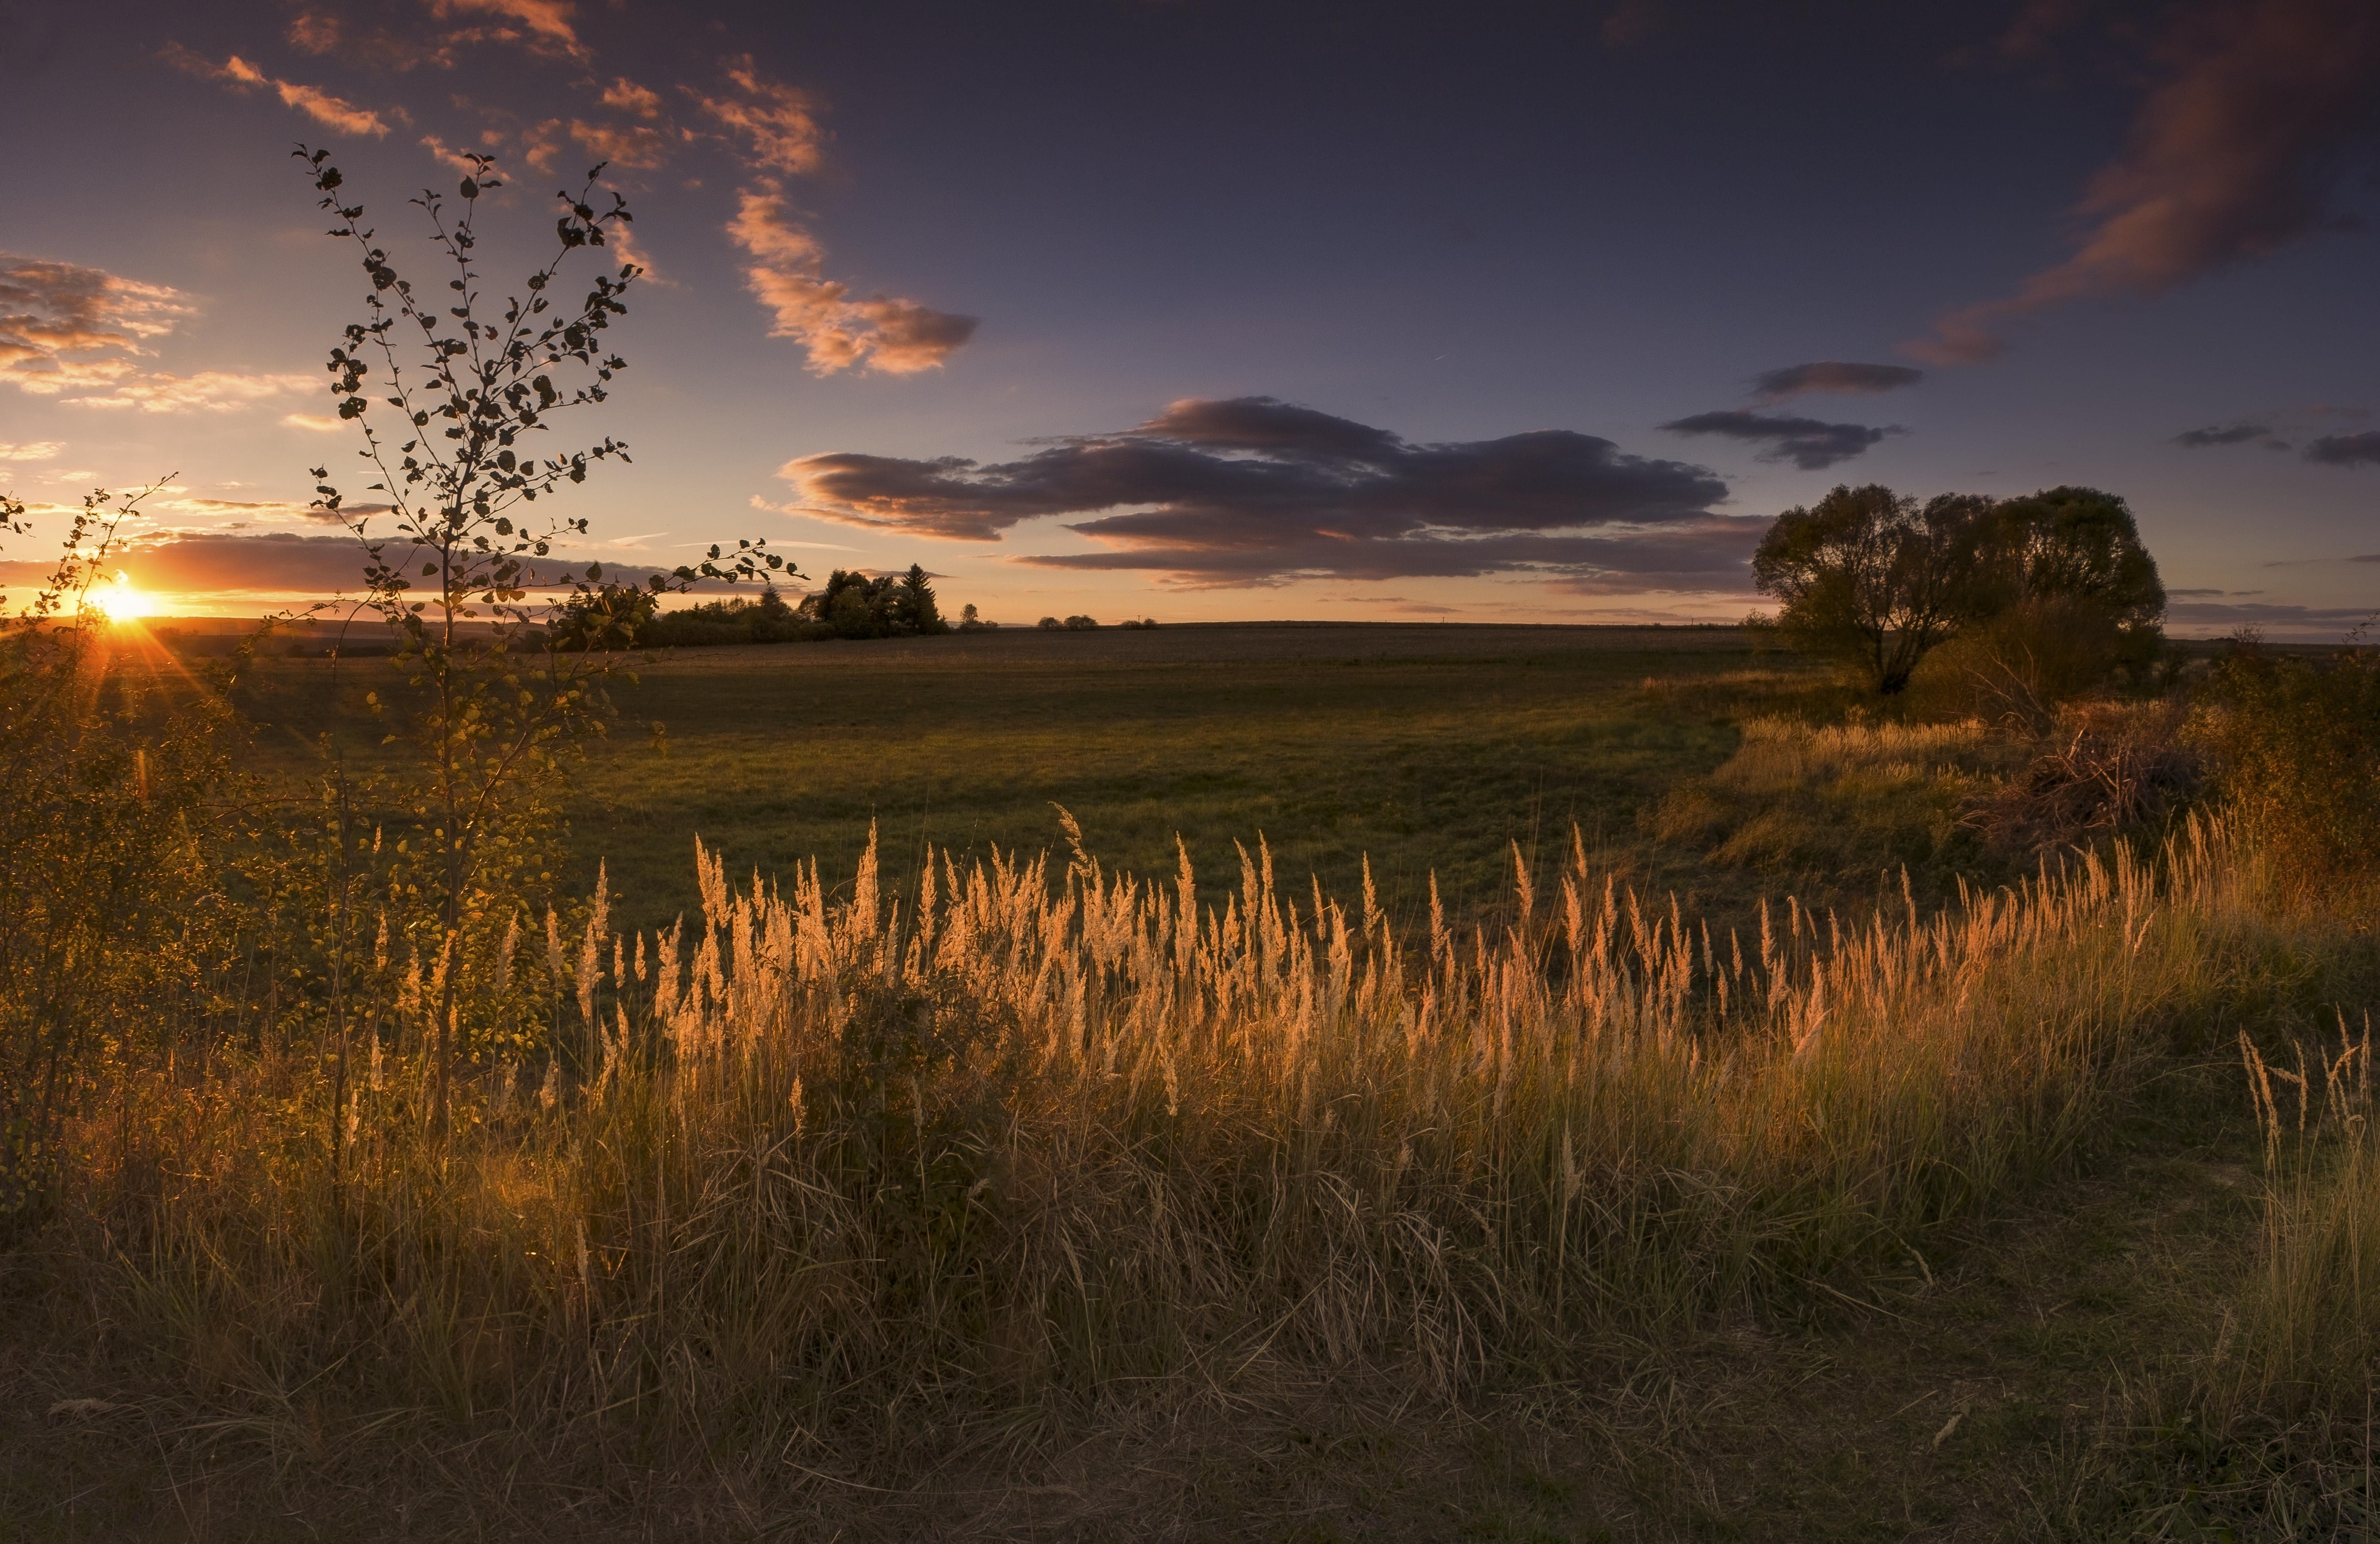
[
  {"left": 1751, "top": 482, "right": 2163, "bottom": 695},
  {"left": 1979, "top": 485, "right": 2165, "bottom": 630}
]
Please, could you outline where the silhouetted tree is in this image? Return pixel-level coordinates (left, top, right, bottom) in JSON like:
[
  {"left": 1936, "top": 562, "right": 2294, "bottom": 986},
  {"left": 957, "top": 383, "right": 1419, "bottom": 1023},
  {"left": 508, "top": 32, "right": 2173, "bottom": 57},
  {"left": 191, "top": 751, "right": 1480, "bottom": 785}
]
[
  {"left": 795, "top": 568, "right": 951, "bottom": 638},
  {"left": 1982, "top": 486, "right": 2165, "bottom": 647},
  {"left": 1752, "top": 484, "right": 1990, "bottom": 694},
  {"left": 895, "top": 564, "right": 946, "bottom": 633}
]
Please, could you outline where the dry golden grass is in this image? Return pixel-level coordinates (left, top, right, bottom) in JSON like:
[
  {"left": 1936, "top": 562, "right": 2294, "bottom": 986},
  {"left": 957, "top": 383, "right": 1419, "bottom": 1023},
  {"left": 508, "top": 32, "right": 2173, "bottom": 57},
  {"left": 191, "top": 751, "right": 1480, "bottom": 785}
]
[{"left": 45, "top": 806, "right": 2278, "bottom": 1494}]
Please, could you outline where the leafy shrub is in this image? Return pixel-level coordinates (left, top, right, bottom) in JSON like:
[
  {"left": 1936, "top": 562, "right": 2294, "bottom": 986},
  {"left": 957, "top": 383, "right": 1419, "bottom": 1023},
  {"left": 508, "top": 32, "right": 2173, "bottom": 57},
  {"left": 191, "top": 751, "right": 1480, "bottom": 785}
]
[
  {"left": 641, "top": 586, "right": 805, "bottom": 647},
  {"left": 1911, "top": 593, "right": 2129, "bottom": 730},
  {"left": 2192, "top": 639, "right": 2380, "bottom": 879},
  {"left": 0, "top": 490, "right": 241, "bottom": 1230}
]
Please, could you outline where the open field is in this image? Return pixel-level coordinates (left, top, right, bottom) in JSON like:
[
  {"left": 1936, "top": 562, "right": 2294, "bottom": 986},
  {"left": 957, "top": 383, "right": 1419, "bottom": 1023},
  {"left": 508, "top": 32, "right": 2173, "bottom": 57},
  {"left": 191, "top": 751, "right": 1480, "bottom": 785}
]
[
  {"left": 232, "top": 624, "right": 1824, "bottom": 937},
  {"left": 9, "top": 620, "right": 2380, "bottom": 1541}
]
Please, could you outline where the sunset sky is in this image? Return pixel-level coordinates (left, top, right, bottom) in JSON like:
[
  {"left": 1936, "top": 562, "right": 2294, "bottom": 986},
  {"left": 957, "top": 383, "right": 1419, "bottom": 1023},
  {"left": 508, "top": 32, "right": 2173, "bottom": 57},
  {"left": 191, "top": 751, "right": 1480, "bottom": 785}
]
[{"left": 1, "top": 0, "right": 2375, "bottom": 633}]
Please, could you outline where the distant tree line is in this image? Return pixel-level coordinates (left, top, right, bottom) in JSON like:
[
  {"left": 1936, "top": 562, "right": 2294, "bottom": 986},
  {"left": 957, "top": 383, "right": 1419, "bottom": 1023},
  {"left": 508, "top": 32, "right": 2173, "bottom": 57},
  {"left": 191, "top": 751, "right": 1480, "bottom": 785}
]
[
  {"left": 550, "top": 564, "right": 958, "bottom": 649},
  {"left": 1035, "top": 615, "right": 1157, "bottom": 630},
  {"left": 1752, "top": 484, "right": 2166, "bottom": 709}
]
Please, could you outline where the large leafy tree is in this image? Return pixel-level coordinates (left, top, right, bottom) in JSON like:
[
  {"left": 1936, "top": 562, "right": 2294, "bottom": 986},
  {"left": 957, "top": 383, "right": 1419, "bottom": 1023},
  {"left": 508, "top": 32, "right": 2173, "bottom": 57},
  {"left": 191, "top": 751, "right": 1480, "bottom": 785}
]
[
  {"left": 1752, "top": 484, "right": 1992, "bottom": 694},
  {"left": 1981, "top": 484, "right": 2165, "bottom": 632}
]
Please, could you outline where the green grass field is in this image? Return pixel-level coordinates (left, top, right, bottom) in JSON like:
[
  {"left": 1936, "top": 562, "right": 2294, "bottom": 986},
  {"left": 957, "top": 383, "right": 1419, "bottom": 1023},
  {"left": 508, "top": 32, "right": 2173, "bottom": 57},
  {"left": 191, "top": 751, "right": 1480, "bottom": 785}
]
[{"left": 236, "top": 622, "right": 1803, "bottom": 938}]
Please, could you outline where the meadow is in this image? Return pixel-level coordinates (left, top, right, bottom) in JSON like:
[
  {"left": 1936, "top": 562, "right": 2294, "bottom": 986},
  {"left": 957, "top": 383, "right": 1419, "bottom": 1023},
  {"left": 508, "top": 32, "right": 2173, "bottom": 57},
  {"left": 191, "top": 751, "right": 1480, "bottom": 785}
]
[
  {"left": 231, "top": 622, "right": 1999, "bottom": 939},
  {"left": 6, "top": 619, "right": 2380, "bottom": 1542}
]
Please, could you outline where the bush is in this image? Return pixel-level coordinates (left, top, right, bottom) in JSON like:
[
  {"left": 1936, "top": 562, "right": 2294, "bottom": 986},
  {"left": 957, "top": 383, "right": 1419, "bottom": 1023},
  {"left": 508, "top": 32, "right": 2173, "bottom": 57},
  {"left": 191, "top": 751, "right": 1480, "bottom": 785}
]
[
  {"left": 642, "top": 587, "right": 806, "bottom": 647},
  {"left": 1911, "top": 594, "right": 2129, "bottom": 731},
  {"left": 1063, "top": 614, "right": 1100, "bottom": 631},
  {"left": 2192, "top": 639, "right": 2380, "bottom": 879}
]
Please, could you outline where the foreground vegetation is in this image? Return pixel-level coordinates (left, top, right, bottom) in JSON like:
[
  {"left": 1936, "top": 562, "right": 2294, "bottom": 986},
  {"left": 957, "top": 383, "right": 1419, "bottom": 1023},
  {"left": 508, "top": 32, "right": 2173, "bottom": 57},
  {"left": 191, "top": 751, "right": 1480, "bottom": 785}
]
[{"left": 5, "top": 608, "right": 2380, "bottom": 1537}]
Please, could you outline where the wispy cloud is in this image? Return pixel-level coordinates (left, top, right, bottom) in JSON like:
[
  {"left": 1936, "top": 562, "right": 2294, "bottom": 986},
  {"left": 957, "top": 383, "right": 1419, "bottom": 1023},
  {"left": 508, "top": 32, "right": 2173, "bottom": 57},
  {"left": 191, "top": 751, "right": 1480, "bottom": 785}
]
[
  {"left": 288, "top": 11, "right": 458, "bottom": 71},
  {"left": 602, "top": 77, "right": 664, "bottom": 119},
  {"left": 0, "top": 253, "right": 194, "bottom": 398},
  {"left": 2166, "top": 598, "right": 2380, "bottom": 636},
  {"left": 728, "top": 185, "right": 977, "bottom": 374},
  {"left": 1749, "top": 361, "right": 1923, "bottom": 403},
  {"left": 163, "top": 44, "right": 395, "bottom": 136},
  {"left": 0, "top": 440, "right": 65, "bottom": 462},
  {"left": 693, "top": 57, "right": 827, "bottom": 175},
  {"left": 1909, "top": 0, "right": 2380, "bottom": 364},
  {"left": 64, "top": 371, "right": 315, "bottom": 414},
  {"left": 1658, "top": 409, "right": 1901, "bottom": 470},
  {"left": 152, "top": 495, "right": 351, "bottom": 524},
  {"left": 424, "top": 0, "right": 588, "bottom": 62},
  {"left": 2174, "top": 422, "right": 2277, "bottom": 447},
  {"left": 783, "top": 396, "right": 1750, "bottom": 589}
]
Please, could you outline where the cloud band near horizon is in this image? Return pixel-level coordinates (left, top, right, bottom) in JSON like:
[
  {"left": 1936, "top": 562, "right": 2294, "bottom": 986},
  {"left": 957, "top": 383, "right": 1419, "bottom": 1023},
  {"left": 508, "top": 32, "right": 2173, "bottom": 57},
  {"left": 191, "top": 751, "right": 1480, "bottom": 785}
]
[{"left": 780, "top": 396, "right": 1761, "bottom": 590}]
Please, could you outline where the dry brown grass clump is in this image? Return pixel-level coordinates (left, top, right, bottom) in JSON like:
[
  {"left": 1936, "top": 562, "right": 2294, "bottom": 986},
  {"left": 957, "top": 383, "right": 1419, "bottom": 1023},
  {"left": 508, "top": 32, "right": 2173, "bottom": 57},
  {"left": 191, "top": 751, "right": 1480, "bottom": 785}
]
[{"left": 1959, "top": 698, "right": 2198, "bottom": 858}]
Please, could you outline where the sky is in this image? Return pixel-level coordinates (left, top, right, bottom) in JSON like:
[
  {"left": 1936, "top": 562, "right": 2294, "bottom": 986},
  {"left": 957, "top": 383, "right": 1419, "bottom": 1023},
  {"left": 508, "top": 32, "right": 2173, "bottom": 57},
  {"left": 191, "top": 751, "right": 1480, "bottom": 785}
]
[{"left": 0, "top": 0, "right": 2375, "bottom": 634}]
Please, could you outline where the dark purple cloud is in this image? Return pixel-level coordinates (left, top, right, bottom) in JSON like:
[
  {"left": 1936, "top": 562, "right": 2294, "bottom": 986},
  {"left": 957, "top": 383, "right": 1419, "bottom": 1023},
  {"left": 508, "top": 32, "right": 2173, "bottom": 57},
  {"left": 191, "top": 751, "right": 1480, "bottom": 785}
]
[
  {"left": 784, "top": 396, "right": 1743, "bottom": 588},
  {"left": 2305, "top": 431, "right": 2380, "bottom": 467},
  {"left": 1019, "top": 517, "right": 1770, "bottom": 590},
  {"left": 1910, "top": 0, "right": 2380, "bottom": 364},
  {"left": 1657, "top": 409, "right": 1900, "bottom": 470},
  {"left": 1749, "top": 361, "right": 1924, "bottom": 403}
]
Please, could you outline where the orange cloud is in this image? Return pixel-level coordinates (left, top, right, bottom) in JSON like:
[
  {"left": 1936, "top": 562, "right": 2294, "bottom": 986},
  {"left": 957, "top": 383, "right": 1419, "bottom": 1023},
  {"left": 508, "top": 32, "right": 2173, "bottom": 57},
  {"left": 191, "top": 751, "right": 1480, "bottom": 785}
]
[
  {"left": 567, "top": 118, "right": 677, "bottom": 169},
  {"left": 694, "top": 57, "right": 827, "bottom": 175},
  {"left": 0, "top": 254, "right": 195, "bottom": 397},
  {"left": 0, "top": 440, "right": 65, "bottom": 462},
  {"left": 164, "top": 44, "right": 393, "bottom": 136},
  {"left": 602, "top": 77, "right": 664, "bottom": 119},
  {"left": 1910, "top": 0, "right": 2380, "bottom": 364},
  {"left": 601, "top": 220, "right": 670, "bottom": 286},
  {"left": 420, "top": 134, "right": 494, "bottom": 174},
  {"left": 726, "top": 185, "right": 977, "bottom": 375},
  {"left": 425, "top": 0, "right": 589, "bottom": 61}
]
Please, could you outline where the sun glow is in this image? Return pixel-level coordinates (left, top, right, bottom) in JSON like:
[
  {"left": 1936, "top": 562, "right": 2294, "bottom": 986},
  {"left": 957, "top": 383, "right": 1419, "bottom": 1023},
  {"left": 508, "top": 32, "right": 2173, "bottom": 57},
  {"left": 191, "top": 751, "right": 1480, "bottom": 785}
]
[{"left": 88, "top": 571, "right": 155, "bottom": 623}]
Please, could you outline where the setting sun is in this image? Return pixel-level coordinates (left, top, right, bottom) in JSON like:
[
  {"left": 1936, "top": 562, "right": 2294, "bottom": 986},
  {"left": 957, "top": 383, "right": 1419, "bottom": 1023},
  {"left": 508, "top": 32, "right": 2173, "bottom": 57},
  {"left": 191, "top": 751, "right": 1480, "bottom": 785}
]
[{"left": 87, "top": 571, "right": 154, "bottom": 623}]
